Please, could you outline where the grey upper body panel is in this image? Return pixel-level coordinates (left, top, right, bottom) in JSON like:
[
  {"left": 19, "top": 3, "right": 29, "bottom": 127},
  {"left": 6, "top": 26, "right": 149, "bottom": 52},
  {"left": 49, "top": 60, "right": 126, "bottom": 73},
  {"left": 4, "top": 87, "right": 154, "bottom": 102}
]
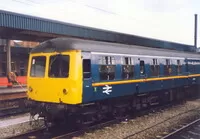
[{"left": 31, "top": 37, "right": 200, "bottom": 59}]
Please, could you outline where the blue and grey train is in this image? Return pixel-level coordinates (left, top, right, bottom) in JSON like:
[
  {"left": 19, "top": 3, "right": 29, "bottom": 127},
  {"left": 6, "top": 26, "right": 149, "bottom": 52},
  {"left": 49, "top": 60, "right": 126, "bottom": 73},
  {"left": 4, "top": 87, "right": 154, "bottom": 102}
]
[{"left": 27, "top": 37, "right": 200, "bottom": 125}]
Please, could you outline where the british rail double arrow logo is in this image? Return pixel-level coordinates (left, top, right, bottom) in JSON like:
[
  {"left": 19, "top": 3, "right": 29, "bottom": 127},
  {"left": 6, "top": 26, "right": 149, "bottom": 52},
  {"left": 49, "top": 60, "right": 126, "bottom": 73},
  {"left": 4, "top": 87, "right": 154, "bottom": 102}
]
[{"left": 102, "top": 85, "right": 112, "bottom": 95}]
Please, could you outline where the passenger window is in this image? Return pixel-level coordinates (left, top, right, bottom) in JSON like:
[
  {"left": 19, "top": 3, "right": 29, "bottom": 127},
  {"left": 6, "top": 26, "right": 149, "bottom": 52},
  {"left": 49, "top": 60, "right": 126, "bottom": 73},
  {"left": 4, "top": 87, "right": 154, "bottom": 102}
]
[
  {"left": 99, "top": 56, "right": 116, "bottom": 80},
  {"left": 49, "top": 55, "right": 70, "bottom": 78},
  {"left": 164, "top": 59, "right": 171, "bottom": 76},
  {"left": 140, "top": 60, "right": 145, "bottom": 75},
  {"left": 83, "top": 59, "right": 91, "bottom": 79},
  {"left": 151, "top": 59, "right": 159, "bottom": 76},
  {"left": 177, "top": 60, "right": 181, "bottom": 74},
  {"left": 122, "top": 57, "right": 134, "bottom": 79}
]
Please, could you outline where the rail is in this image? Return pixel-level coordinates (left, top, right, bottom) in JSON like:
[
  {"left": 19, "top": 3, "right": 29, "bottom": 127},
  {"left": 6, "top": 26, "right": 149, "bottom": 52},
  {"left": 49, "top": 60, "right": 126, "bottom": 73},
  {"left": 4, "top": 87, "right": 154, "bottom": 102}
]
[
  {"left": 161, "top": 118, "right": 200, "bottom": 139},
  {"left": 9, "top": 102, "right": 182, "bottom": 139}
]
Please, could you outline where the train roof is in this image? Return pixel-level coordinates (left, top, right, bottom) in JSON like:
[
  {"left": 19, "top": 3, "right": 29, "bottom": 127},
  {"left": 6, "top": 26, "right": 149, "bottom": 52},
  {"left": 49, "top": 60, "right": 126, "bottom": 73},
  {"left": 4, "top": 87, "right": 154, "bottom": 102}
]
[{"left": 31, "top": 37, "right": 200, "bottom": 59}]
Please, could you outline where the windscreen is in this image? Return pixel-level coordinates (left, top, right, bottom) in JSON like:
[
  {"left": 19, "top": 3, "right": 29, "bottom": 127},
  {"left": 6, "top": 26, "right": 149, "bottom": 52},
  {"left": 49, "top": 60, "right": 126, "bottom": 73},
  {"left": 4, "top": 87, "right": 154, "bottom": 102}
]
[
  {"left": 30, "top": 56, "right": 46, "bottom": 77},
  {"left": 49, "top": 55, "right": 70, "bottom": 78}
]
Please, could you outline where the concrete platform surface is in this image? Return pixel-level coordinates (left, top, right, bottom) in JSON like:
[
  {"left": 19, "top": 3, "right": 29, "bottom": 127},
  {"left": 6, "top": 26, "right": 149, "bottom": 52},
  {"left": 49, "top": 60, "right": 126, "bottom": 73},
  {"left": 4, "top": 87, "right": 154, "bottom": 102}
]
[
  {"left": 0, "top": 113, "right": 44, "bottom": 139},
  {"left": 0, "top": 114, "right": 30, "bottom": 128}
]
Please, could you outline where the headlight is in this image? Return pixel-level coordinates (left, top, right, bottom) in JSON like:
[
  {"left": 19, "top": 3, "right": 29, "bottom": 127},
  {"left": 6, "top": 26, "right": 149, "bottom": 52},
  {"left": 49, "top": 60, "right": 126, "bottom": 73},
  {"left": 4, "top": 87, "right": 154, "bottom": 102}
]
[{"left": 63, "top": 89, "right": 67, "bottom": 95}]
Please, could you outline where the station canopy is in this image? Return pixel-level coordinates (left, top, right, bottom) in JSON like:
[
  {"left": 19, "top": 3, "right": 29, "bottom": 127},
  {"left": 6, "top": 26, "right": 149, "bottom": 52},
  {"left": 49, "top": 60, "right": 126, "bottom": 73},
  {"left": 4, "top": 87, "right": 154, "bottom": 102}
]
[{"left": 0, "top": 10, "right": 195, "bottom": 52}]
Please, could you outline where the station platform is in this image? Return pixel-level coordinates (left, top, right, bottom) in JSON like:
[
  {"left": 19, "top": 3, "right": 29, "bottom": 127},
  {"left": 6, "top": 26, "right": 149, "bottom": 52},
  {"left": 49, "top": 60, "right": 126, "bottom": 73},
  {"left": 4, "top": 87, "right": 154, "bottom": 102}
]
[
  {"left": 0, "top": 113, "right": 30, "bottom": 128},
  {"left": 0, "top": 87, "right": 27, "bottom": 101},
  {"left": 0, "top": 113, "right": 44, "bottom": 139},
  {"left": 0, "top": 86, "right": 27, "bottom": 94},
  {"left": 0, "top": 76, "right": 27, "bottom": 91}
]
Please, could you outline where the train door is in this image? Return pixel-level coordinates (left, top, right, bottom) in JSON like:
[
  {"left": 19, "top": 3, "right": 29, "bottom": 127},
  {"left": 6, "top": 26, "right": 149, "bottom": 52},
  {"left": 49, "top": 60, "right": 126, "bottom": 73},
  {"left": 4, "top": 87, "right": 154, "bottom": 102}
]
[
  {"left": 136, "top": 58, "right": 147, "bottom": 93},
  {"left": 82, "top": 52, "right": 93, "bottom": 103},
  {"left": 139, "top": 58, "right": 146, "bottom": 79}
]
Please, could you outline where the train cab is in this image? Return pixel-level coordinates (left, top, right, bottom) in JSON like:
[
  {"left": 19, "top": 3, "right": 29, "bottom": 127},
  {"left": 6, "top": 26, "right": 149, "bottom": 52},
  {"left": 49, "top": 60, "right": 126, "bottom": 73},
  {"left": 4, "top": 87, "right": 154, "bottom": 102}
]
[{"left": 27, "top": 41, "right": 83, "bottom": 105}]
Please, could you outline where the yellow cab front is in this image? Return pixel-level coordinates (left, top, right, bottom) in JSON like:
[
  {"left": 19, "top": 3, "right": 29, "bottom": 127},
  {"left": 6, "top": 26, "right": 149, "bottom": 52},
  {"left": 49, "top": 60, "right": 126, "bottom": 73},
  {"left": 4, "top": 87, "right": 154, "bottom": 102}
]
[{"left": 27, "top": 50, "right": 83, "bottom": 105}]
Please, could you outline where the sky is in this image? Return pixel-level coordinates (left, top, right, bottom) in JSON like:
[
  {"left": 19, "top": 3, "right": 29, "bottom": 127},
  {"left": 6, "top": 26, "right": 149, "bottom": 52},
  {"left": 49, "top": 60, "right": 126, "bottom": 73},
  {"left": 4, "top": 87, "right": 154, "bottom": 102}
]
[{"left": 0, "top": 0, "right": 200, "bottom": 46}]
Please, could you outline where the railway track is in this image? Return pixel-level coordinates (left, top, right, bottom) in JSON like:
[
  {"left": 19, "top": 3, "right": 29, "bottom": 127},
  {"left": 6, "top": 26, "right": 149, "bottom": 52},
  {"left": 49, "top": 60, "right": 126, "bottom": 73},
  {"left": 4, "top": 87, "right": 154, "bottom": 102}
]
[
  {"left": 0, "top": 90, "right": 28, "bottom": 117},
  {"left": 161, "top": 118, "right": 200, "bottom": 139},
  {"left": 0, "top": 98, "right": 28, "bottom": 117},
  {"left": 8, "top": 101, "right": 187, "bottom": 139},
  {"left": 9, "top": 117, "right": 119, "bottom": 139}
]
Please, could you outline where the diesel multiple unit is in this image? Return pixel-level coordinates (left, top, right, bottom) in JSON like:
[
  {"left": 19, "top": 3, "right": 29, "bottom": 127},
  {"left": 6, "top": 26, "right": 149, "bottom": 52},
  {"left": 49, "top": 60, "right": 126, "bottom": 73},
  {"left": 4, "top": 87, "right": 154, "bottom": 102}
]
[{"left": 27, "top": 37, "right": 200, "bottom": 126}]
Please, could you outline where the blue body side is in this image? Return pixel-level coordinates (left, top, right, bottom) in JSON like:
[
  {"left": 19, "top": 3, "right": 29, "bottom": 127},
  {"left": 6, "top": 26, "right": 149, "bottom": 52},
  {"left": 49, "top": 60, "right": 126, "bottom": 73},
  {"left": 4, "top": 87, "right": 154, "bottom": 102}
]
[{"left": 82, "top": 54, "right": 200, "bottom": 103}]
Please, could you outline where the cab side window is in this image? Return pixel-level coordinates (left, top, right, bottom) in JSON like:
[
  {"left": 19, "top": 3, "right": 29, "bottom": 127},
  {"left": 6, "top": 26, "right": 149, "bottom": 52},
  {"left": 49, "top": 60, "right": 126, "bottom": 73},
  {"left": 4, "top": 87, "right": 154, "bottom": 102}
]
[{"left": 83, "top": 59, "right": 91, "bottom": 79}]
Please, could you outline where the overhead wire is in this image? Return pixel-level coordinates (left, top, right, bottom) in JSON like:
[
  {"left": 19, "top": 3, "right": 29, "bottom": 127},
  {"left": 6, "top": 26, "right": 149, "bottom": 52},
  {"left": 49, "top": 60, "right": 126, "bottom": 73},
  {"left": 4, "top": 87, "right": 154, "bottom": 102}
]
[
  {"left": 12, "top": 0, "right": 33, "bottom": 6},
  {"left": 1, "top": 0, "right": 190, "bottom": 45},
  {"left": 25, "top": 0, "right": 40, "bottom": 5},
  {"left": 10, "top": 0, "right": 158, "bottom": 28},
  {"left": 20, "top": 0, "right": 148, "bottom": 24},
  {"left": 9, "top": 0, "right": 186, "bottom": 29},
  {"left": 7, "top": 0, "right": 166, "bottom": 38}
]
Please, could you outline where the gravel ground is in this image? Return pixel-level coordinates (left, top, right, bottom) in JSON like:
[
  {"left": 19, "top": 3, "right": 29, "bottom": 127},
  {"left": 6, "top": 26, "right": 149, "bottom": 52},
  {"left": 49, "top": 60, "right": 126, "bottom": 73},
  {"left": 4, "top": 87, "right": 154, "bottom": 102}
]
[
  {"left": 1, "top": 99, "right": 200, "bottom": 139},
  {"left": 76, "top": 99, "right": 200, "bottom": 139},
  {"left": 0, "top": 113, "right": 44, "bottom": 139}
]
